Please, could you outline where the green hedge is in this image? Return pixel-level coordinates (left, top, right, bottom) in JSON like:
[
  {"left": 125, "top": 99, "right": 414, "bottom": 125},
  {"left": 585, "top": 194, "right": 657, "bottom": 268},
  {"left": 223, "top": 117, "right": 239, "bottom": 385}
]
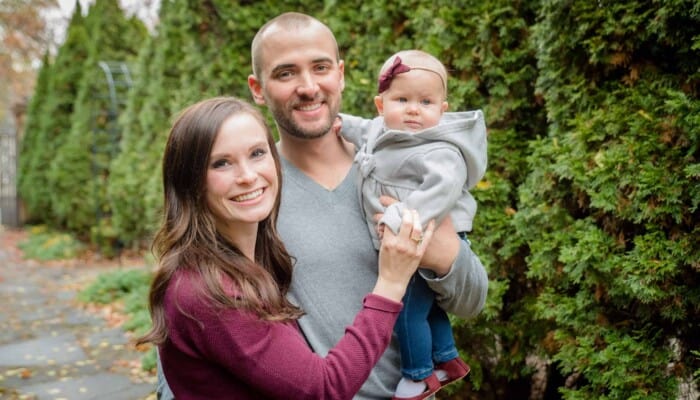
[{"left": 518, "top": 1, "right": 700, "bottom": 398}]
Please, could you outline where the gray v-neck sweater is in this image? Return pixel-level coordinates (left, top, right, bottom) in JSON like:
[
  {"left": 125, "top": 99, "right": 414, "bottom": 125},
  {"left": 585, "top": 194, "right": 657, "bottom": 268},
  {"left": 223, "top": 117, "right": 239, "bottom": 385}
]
[{"left": 278, "top": 158, "right": 488, "bottom": 399}]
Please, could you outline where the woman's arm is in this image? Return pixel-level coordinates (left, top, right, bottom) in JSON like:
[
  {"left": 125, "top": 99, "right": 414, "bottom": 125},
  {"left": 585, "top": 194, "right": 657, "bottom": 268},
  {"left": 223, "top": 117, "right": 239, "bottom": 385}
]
[
  {"left": 164, "top": 211, "right": 433, "bottom": 399},
  {"left": 169, "top": 290, "right": 401, "bottom": 400}
]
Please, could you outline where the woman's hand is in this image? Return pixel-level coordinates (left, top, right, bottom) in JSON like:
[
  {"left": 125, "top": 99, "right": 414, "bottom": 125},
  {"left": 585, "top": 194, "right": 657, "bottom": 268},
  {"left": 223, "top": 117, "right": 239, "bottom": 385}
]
[
  {"left": 376, "top": 195, "right": 459, "bottom": 277},
  {"left": 372, "top": 209, "right": 435, "bottom": 302}
]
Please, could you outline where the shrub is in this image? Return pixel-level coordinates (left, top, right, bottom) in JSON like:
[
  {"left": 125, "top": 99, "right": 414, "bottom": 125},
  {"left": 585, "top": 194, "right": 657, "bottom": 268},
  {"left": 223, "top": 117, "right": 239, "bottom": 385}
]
[{"left": 18, "top": 225, "right": 86, "bottom": 261}]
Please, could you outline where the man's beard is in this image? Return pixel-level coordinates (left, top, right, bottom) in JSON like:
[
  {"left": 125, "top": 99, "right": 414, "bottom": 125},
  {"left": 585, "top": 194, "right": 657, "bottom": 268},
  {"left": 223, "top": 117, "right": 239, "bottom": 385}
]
[
  {"left": 272, "top": 108, "right": 332, "bottom": 140},
  {"left": 269, "top": 95, "right": 338, "bottom": 140}
]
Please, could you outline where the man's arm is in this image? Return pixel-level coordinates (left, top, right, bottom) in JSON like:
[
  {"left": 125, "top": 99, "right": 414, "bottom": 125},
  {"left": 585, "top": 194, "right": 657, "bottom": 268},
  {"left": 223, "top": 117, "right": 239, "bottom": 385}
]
[
  {"left": 419, "top": 232, "right": 488, "bottom": 320},
  {"left": 379, "top": 196, "right": 488, "bottom": 319}
]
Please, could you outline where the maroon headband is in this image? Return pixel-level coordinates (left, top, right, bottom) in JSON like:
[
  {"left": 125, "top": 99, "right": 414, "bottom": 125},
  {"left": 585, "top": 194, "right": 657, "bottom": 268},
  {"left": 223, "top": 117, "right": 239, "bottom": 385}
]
[
  {"left": 377, "top": 55, "right": 447, "bottom": 94},
  {"left": 378, "top": 56, "right": 411, "bottom": 93}
]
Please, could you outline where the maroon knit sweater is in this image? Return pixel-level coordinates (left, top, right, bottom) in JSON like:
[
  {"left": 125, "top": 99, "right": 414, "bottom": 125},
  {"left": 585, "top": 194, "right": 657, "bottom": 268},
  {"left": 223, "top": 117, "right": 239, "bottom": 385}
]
[{"left": 159, "top": 270, "right": 402, "bottom": 399}]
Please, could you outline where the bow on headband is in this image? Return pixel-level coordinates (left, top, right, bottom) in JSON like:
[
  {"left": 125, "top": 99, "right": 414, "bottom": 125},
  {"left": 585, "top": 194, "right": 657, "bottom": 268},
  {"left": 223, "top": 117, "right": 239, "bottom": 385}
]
[{"left": 377, "top": 56, "right": 411, "bottom": 93}]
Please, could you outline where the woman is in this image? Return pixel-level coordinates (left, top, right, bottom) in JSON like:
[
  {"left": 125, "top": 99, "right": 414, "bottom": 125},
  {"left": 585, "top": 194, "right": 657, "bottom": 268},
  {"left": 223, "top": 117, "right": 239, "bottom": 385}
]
[{"left": 136, "top": 97, "right": 434, "bottom": 399}]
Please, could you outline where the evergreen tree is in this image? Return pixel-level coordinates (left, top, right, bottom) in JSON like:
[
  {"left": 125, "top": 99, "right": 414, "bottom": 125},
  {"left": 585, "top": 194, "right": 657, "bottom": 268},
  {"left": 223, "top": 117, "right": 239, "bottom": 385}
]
[
  {"left": 18, "top": 4, "right": 89, "bottom": 226},
  {"left": 18, "top": 52, "right": 52, "bottom": 222},
  {"left": 108, "top": 0, "right": 208, "bottom": 246},
  {"left": 47, "top": 0, "right": 146, "bottom": 240},
  {"left": 107, "top": 0, "right": 184, "bottom": 247}
]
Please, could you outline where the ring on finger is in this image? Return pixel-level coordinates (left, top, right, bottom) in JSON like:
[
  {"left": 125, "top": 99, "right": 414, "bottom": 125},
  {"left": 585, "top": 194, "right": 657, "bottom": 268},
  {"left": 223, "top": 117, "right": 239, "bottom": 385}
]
[{"left": 411, "top": 235, "right": 423, "bottom": 245}]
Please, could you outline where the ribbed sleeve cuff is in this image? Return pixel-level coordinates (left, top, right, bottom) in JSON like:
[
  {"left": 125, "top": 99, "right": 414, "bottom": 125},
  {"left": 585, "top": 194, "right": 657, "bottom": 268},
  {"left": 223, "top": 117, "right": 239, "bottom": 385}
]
[{"left": 363, "top": 293, "right": 403, "bottom": 313}]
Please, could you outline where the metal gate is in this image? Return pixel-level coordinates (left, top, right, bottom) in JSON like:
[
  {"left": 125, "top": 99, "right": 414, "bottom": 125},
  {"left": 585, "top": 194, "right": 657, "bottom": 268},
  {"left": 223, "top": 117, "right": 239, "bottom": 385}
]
[
  {"left": 0, "top": 120, "right": 19, "bottom": 227},
  {"left": 92, "top": 61, "right": 132, "bottom": 222}
]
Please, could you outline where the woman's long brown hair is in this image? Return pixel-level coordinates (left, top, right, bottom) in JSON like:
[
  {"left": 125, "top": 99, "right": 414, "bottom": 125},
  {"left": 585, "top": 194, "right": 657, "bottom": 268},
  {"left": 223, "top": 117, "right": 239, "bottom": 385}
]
[{"left": 137, "top": 97, "right": 302, "bottom": 347}]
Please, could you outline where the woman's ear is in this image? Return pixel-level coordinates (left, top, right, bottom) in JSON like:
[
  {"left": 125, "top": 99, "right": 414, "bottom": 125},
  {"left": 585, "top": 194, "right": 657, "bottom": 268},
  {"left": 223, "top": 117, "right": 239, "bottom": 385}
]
[{"left": 374, "top": 95, "right": 384, "bottom": 115}]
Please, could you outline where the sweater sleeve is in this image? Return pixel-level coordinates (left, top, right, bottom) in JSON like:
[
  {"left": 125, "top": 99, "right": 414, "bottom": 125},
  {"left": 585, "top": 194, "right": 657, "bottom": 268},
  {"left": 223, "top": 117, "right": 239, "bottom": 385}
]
[
  {"left": 338, "top": 113, "right": 383, "bottom": 148},
  {"left": 165, "top": 276, "right": 402, "bottom": 400},
  {"left": 419, "top": 238, "right": 488, "bottom": 319}
]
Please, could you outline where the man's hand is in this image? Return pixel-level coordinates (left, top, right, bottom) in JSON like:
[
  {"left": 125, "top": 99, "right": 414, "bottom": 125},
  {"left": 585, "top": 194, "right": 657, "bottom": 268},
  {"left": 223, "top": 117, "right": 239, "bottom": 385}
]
[{"left": 376, "top": 196, "right": 459, "bottom": 277}]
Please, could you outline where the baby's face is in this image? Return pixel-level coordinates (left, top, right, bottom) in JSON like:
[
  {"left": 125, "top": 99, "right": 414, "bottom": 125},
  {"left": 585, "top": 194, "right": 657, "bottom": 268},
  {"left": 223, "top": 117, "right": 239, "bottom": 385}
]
[{"left": 375, "top": 69, "right": 447, "bottom": 133}]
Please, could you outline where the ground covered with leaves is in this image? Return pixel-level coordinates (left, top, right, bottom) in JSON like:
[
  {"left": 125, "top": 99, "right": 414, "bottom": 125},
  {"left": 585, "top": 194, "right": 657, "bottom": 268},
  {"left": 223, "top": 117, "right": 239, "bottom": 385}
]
[{"left": 0, "top": 227, "right": 156, "bottom": 399}]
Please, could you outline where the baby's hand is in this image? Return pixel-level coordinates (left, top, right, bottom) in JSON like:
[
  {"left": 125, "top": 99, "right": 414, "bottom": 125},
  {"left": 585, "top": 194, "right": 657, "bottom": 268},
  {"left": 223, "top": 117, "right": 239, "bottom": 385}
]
[
  {"left": 332, "top": 116, "right": 342, "bottom": 138},
  {"left": 373, "top": 195, "right": 398, "bottom": 223},
  {"left": 374, "top": 196, "right": 398, "bottom": 240},
  {"left": 376, "top": 223, "right": 385, "bottom": 240}
]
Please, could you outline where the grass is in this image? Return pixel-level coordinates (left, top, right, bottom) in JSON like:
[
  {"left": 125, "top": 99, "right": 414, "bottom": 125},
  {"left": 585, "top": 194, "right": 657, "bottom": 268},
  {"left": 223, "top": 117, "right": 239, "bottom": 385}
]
[{"left": 18, "top": 225, "right": 86, "bottom": 260}]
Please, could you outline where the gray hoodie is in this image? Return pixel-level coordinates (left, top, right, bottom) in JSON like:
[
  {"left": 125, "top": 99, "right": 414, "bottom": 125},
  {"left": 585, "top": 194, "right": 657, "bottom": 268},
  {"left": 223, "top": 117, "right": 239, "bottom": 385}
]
[{"left": 340, "top": 111, "right": 488, "bottom": 248}]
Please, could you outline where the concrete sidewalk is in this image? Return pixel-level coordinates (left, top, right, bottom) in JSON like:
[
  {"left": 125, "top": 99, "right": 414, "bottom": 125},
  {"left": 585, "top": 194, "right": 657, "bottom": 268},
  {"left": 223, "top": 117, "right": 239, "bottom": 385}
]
[{"left": 0, "top": 228, "right": 155, "bottom": 400}]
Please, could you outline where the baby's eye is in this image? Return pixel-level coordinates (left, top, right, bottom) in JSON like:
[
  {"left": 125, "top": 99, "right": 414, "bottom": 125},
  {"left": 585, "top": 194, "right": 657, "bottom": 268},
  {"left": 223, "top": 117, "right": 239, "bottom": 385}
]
[
  {"left": 252, "top": 148, "right": 268, "bottom": 158},
  {"left": 421, "top": 99, "right": 432, "bottom": 106},
  {"left": 398, "top": 97, "right": 408, "bottom": 103}
]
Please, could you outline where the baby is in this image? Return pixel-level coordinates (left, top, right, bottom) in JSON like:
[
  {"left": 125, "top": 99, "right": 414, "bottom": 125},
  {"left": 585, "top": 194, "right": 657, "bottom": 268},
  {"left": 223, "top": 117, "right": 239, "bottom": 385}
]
[{"left": 340, "top": 49, "right": 487, "bottom": 400}]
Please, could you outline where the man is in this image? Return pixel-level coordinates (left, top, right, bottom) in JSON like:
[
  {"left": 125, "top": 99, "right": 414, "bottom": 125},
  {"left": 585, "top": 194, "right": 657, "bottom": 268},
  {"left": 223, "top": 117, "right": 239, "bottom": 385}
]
[
  {"left": 247, "top": 12, "right": 487, "bottom": 399},
  {"left": 157, "top": 12, "right": 487, "bottom": 400}
]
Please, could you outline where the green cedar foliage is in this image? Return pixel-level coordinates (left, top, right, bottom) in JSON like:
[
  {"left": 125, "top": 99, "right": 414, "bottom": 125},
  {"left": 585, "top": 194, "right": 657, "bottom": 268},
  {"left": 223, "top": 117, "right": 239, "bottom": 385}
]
[
  {"left": 519, "top": 0, "right": 700, "bottom": 398},
  {"left": 109, "top": 0, "right": 232, "bottom": 245},
  {"left": 18, "top": 52, "right": 52, "bottom": 222},
  {"left": 46, "top": 0, "right": 146, "bottom": 237},
  {"left": 105, "top": 33, "right": 163, "bottom": 248},
  {"left": 18, "top": 4, "right": 89, "bottom": 226}
]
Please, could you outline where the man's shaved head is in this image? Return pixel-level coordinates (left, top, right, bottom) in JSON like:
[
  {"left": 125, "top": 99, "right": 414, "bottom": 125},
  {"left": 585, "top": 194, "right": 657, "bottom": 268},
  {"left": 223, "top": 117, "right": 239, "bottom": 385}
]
[{"left": 251, "top": 12, "right": 340, "bottom": 84}]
